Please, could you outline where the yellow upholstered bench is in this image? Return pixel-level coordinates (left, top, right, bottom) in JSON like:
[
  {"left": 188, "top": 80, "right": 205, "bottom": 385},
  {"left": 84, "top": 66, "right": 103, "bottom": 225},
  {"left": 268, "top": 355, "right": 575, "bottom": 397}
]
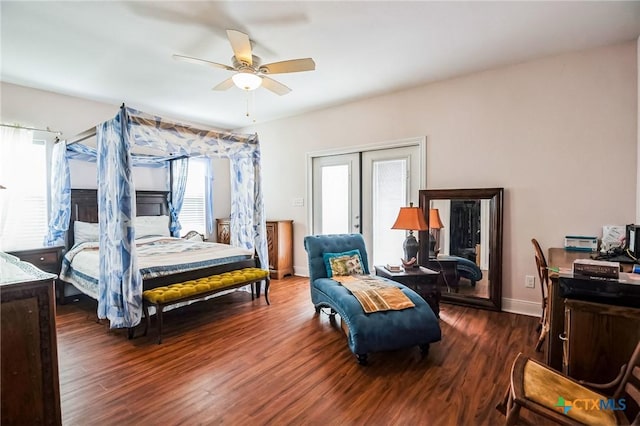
[{"left": 142, "top": 267, "right": 270, "bottom": 343}]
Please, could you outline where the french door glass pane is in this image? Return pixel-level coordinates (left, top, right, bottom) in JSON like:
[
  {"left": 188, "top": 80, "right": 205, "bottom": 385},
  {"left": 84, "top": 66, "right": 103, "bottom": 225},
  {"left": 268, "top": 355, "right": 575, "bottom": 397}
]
[
  {"left": 321, "top": 165, "right": 349, "bottom": 234},
  {"left": 372, "top": 159, "right": 407, "bottom": 265}
]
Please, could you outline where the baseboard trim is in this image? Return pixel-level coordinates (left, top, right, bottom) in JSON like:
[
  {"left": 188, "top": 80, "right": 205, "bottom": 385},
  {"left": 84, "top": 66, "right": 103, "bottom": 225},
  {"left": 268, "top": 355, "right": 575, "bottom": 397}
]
[
  {"left": 502, "top": 297, "right": 541, "bottom": 317},
  {"left": 294, "top": 266, "right": 309, "bottom": 278}
]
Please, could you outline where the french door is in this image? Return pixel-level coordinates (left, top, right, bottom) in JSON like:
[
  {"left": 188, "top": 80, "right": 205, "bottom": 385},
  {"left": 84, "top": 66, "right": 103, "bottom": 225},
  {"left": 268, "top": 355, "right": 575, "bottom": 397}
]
[
  {"left": 312, "top": 153, "right": 360, "bottom": 235},
  {"left": 311, "top": 143, "right": 423, "bottom": 267}
]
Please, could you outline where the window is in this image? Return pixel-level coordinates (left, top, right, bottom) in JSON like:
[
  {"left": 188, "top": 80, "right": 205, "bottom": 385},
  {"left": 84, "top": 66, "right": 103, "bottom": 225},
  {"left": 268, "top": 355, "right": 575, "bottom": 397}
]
[
  {"left": 178, "top": 158, "right": 207, "bottom": 236},
  {"left": 0, "top": 128, "right": 49, "bottom": 251}
]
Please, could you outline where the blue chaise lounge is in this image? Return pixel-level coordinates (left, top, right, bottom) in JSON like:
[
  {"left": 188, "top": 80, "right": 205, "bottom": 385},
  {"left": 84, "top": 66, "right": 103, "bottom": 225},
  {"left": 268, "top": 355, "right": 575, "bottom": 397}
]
[{"left": 304, "top": 233, "right": 441, "bottom": 365}]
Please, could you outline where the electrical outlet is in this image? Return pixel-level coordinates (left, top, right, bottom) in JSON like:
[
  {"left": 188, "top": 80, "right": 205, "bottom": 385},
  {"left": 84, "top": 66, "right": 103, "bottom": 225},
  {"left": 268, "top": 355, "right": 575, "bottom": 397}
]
[
  {"left": 292, "top": 198, "right": 304, "bottom": 207},
  {"left": 525, "top": 275, "right": 535, "bottom": 288}
]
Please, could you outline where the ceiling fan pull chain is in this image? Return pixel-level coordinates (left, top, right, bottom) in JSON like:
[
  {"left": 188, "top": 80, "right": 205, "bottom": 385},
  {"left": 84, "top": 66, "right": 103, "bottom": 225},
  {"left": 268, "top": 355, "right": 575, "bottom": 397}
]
[{"left": 244, "top": 90, "right": 257, "bottom": 123}]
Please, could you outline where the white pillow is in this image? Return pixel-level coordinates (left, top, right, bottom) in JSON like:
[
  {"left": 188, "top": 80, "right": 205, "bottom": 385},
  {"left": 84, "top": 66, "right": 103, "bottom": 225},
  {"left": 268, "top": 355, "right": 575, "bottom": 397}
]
[
  {"left": 136, "top": 215, "right": 170, "bottom": 238},
  {"left": 74, "top": 221, "right": 100, "bottom": 245}
]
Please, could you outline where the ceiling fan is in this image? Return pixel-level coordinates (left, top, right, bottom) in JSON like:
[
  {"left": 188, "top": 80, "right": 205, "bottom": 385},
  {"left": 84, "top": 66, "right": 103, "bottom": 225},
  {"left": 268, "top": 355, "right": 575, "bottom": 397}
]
[{"left": 173, "top": 29, "right": 315, "bottom": 95}]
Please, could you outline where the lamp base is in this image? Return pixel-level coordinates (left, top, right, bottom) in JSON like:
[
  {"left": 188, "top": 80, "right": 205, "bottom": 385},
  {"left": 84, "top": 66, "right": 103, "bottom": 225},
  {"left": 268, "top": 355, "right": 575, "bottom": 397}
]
[
  {"left": 403, "top": 232, "right": 420, "bottom": 267},
  {"left": 401, "top": 258, "right": 418, "bottom": 268}
]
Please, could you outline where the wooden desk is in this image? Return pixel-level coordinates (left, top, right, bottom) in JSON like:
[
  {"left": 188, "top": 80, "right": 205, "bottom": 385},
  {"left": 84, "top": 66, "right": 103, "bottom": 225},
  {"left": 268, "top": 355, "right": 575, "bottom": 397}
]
[
  {"left": 546, "top": 248, "right": 591, "bottom": 370},
  {"left": 546, "top": 248, "right": 640, "bottom": 382}
]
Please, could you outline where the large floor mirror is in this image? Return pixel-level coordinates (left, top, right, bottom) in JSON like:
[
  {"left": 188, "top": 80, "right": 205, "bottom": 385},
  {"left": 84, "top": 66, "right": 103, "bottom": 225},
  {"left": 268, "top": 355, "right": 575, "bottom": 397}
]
[{"left": 418, "top": 188, "right": 504, "bottom": 310}]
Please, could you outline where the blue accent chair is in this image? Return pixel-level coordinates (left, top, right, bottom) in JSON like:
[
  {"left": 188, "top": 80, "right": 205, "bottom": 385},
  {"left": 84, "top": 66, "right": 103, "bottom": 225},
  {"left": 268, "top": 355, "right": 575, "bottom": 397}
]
[{"left": 304, "top": 233, "right": 441, "bottom": 365}]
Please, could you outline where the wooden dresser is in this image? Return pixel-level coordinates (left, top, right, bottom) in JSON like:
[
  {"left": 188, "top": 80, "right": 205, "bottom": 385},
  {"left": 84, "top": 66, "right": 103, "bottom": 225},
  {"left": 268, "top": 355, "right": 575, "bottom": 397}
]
[
  {"left": 0, "top": 252, "right": 62, "bottom": 425},
  {"left": 216, "top": 219, "right": 293, "bottom": 280}
]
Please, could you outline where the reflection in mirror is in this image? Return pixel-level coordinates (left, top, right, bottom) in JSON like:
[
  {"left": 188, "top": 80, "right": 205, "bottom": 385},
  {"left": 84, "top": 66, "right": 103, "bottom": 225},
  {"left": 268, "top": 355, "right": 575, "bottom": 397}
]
[
  {"left": 418, "top": 188, "right": 503, "bottom": 311},
  {"left": 430, "top": 198, "right": 491, "bottom": 298}
]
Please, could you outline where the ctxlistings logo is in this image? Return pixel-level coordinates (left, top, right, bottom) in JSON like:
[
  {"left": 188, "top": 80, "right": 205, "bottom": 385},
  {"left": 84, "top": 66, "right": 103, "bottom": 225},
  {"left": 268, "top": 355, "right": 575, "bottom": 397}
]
[
  {"left": 555, "top": 397, "right": 572, "bottom": 414},
  {"left": 554, "top": 396, "right": 626, "bottom": 414}
]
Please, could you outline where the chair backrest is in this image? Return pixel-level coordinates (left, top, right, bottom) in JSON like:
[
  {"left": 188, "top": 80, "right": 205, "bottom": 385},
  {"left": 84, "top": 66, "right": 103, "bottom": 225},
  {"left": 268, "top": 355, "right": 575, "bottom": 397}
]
[
  {"left": 614, "top": 340, "right": 640, "bottom": 424},
  {"left": 531, "top": 238, "right": 549, "bottom": 299},
  {"left": 303, "top": 234, "right": 370, "bottom": 283}
]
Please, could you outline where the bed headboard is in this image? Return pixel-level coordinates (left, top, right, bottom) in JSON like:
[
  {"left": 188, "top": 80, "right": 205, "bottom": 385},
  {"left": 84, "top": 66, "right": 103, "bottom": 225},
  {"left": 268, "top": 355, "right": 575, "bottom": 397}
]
[{"left": 67, "top": 189, "right": 170, "bottom": 249}]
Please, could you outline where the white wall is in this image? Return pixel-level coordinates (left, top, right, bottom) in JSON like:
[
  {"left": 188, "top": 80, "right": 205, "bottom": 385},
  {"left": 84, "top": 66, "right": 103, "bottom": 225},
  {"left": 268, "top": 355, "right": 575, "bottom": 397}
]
[{"left": 243, "top": 41, "right": 637, "bottom": 313}]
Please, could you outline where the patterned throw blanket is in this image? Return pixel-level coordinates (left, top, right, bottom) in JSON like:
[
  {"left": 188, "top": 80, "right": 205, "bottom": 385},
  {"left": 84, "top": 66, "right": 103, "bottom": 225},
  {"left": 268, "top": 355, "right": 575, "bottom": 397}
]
[{"left": 332, "top": 274, "right": 415, "bottom": 313}]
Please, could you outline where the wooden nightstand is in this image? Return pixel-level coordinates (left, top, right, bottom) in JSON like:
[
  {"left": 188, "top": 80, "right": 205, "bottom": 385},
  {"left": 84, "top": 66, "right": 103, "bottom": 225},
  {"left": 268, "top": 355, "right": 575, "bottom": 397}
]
[
  {"left": 6, "top": 246, "right": 65, "bottom": 276},
  {"left": 424, "top": 258, "right": 460, "bottom": 293},
  {"left": 374, "top": 265, "right": 441, "bottom": 318}
]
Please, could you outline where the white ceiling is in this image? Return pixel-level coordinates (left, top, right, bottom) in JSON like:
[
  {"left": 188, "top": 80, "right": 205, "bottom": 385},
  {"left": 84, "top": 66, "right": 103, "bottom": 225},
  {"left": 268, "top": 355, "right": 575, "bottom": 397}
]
[{"left": 2, "top": 1, "right": 639, "bottom": 130}]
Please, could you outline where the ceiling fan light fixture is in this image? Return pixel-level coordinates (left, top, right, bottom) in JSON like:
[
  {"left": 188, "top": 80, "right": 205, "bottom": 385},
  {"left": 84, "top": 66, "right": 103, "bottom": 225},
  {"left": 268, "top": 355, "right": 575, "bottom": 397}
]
[{"left": 232, "top": 72, "right": 262, "bottom": 91}]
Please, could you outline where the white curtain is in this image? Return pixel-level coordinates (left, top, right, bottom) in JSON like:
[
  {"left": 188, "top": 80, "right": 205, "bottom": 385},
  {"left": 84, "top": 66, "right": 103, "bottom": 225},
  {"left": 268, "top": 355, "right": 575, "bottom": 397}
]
[{"left": 0, "top": 127, "right": 38, "bottom": 250}]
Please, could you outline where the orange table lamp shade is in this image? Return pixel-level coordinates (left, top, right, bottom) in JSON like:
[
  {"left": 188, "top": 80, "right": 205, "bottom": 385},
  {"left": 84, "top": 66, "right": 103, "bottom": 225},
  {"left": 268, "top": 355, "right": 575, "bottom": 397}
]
[
  {"left": 391, "top": 204, "right": 428, "bottom": 231},
  {"left": 429, "top": 208, "right": 444, "bottom": 229}
]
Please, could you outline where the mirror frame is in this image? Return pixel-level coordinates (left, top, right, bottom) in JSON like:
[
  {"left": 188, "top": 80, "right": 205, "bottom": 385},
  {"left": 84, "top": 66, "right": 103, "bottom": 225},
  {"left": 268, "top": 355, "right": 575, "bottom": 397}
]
[{"left": 418, "top": 188, "right": 504, "bottom": 311}]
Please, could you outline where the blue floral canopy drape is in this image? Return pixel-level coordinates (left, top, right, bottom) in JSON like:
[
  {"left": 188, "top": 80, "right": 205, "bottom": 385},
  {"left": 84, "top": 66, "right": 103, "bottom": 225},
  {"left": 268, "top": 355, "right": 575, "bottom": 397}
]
[{"left": 46, "top": 107, "right": 267, "bottom": 329}]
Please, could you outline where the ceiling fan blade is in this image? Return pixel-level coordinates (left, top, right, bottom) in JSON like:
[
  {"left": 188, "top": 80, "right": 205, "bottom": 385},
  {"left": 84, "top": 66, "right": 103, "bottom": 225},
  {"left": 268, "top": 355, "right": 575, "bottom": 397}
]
[
  {"left": 261, "top": 76, "right": 291, "bottom": 96},
  {"left": 259, "top": 58, "right": 315, "bottom": 74},
  {"left": 212, "top": 77, "right": 235, "bottom": 91},
  {"left": 226, "top": 29, "right": 253, "bottom": 66},
  {"left": 173, "top": 54, "right": 234, "bottom": 71}
]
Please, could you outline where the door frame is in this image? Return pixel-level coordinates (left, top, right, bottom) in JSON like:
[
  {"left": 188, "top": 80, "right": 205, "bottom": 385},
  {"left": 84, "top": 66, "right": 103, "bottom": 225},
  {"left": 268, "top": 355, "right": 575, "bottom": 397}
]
[{"left": 306, "top": 136, "right": 427, "bottom": 242}]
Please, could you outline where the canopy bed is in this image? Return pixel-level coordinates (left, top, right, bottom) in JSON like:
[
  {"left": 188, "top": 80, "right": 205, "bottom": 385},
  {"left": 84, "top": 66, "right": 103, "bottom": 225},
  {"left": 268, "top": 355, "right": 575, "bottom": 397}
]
[{"left": 45, "top": 106, "right": 268, "bottom": 331}]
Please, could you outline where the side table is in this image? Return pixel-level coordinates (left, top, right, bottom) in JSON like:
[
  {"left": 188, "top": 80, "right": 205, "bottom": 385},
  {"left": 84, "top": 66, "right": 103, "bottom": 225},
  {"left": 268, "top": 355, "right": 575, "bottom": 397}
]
[
  {"left": 374, "top": 265, "right": 441, "bottom": 318},
  {"left": 424, "top": 258, "right": 460, "bottom": 293},
  {"left": 6, "top": 246, "right": 65, "bottom": 275}
]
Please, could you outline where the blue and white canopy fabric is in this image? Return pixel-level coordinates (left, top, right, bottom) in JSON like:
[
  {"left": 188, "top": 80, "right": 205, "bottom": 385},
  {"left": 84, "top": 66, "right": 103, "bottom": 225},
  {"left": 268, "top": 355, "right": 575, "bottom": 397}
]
[
  {"left": 46, "top": 107, "right": 267, "bottom": 329},
  {"left": 44, "top": 140, "right": 70, "bottom": 246},
  {"left": 168, "top": 158, "right": 188, "bottom": 238}
]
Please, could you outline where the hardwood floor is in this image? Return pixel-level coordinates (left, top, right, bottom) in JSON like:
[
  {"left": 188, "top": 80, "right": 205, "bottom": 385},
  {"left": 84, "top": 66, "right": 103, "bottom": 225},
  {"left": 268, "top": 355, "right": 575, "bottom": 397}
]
[{"left": 55, "top": 276, "right": 548, "bottom": 425}]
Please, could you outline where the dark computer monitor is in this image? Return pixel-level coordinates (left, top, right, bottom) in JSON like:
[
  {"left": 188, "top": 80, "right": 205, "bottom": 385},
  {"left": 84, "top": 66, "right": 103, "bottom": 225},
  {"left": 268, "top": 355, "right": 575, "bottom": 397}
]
[{"left": 626, "top": 224, "right": 640, "bottom": 260}]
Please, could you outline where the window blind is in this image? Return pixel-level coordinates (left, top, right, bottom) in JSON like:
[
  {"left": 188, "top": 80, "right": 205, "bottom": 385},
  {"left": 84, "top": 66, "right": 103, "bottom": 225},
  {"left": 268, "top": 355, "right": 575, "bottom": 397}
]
[
  {"left": 0, "top": 137, "right": 49, "bottom": 251},
  {"left": 178, "top": 159, "right": 206, "bottom": 236}
]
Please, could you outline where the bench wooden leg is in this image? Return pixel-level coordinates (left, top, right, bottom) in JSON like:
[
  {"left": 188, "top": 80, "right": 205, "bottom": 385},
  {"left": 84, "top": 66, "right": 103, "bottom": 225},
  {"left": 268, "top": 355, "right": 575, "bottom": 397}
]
[
  {"left": 157, "top": 305, "right": 164, "bottom": 345},
  {"left": 264, "top": 278, "right": 270, "bottom": 305},
  {"left": 143, "top": 303, "right": 150, "bottom": 337}
]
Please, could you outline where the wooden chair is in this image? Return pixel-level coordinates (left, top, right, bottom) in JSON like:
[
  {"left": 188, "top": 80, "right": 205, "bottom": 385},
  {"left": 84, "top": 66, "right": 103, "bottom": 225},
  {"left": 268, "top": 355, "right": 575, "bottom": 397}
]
[
  {"left": 498, "top": 340, "right": 640, "bottom": 425},
  {"left": 531, "top": 238, "right": 550, "bottom": 352}
]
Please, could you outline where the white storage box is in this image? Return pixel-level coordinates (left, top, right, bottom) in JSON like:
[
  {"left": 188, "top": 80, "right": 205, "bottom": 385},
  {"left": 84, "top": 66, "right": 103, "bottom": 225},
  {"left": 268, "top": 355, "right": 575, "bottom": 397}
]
[{"left": 564, "top": 235, "right": 597, "bottom": 252}]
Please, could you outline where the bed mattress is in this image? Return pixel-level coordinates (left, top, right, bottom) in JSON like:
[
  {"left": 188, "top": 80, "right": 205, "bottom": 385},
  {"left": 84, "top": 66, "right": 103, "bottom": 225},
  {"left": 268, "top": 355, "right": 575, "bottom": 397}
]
[{"left": 60, "top": 236, "right": 253, "bottom": 299}]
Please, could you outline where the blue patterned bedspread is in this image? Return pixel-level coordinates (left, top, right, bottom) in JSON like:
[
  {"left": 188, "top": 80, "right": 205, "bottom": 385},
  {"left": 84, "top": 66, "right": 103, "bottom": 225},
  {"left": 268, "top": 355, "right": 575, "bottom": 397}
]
[{"left": 60, "top": 236, "right": 253, "bottom": 299}]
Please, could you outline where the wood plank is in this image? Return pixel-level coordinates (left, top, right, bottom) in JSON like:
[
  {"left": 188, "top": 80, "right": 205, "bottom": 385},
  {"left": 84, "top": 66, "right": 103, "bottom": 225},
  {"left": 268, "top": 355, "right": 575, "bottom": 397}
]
[{"left": 55, "top": 276, "right": 552, "bottom": 425}]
